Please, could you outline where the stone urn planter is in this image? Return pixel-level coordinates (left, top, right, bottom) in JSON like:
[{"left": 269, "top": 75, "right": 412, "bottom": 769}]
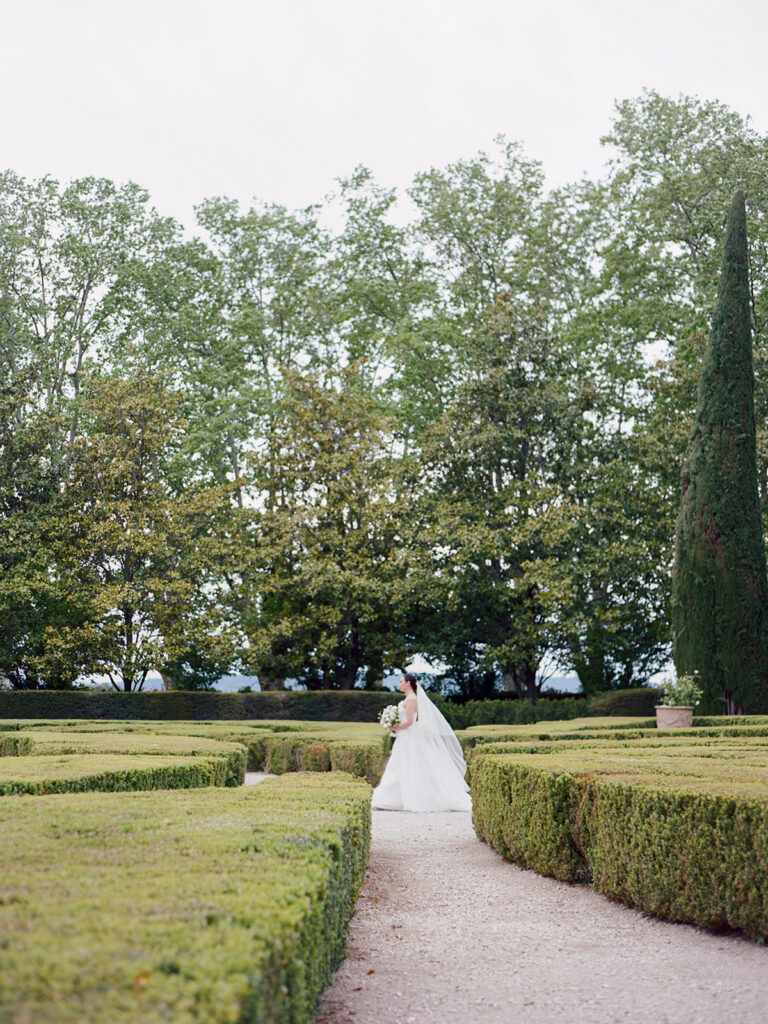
[{"left": 655, "top": 705, "right": 694, "bottom": 729}]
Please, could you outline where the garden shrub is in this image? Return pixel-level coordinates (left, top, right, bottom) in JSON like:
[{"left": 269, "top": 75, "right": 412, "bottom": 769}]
[
  {"left": 328, "top": 740, "right": 386, "bottom": 785},
  {"left": 0, "top": 689, "right": 396, "bottom": 721},
  {"left": 0, "top": 734, "right": 31, "bottom": 756},
  {"left": 0, "top": 749, "right": 245, "bottom": 795},
  {"left": 469, "top": 737, "right": 768, "bottom": 938},
  {"left": 1, "top": 687, "right": 666, "bottom": 726},
  {"left": 439, "top": 696, "right": 589, "bottom": 729},
  {"left": 0, "top": 773, "right": 371, "bottom": 1024},
  {"left": 24, "top": 729, "right": 248, "bottom": 758},
  {"left": 246, "top": 733, "right": 384, "bottom": 785},
  {"left": 586, "top": 688, "right": 659, "bottom": 717}
]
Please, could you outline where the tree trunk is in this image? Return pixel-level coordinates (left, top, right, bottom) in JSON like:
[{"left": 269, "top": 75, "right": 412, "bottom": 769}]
[
  {"left": 521, "top": 665, "right": 539, "bottom": 704},
  {"left": 507, "top": 665, "right": 539, "bottom": 703},
  {"left": 723, "top": 689, "right": 744, "bottom": 716},
  {"left": 337, "top": 663, "right": 358, "bottom": 690},
  {"left": 501, "top": 670, "right": 525, "bottom": 699},
  {"left": 160, "top": 672, "right": 176, "bottom": 691},
  {"left": 258, "top": 675, "right": 285, "bottom": 691}
]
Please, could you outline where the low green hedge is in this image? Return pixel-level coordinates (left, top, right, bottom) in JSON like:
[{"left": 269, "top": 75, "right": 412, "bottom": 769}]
[
  {"left": 0, "top": 734, "right": 32, "bottom": 756},
  {"left": 22, "top": 729, "right": 248, "bottom": 758},
  {"left": 440, "top": 696, "right": 589, "bottom": 729},
  {"left": 0, "top": 749, "right": 245, "bottom": 795},
  {"left": 247, "top": 733, "right": 386, "bottom": 785},
  {"left": 585, "top": 687, "right": 659, "bottom": 717},
  {"left": 0, "top": 773, "right": 371, "bottom": 1024},
  {"left": 458, "top": 715, "right": 768, "bottom": 750},
  {"left": 0, "top": 687, "right": 664, "bottom": 725},
  {"left": 3, "top": 718, "right": 387, "bottom": 787},
  {"left": 456, "top": 717, "right": 659, "bottom": 752},
  {"left": 0, "top": 690, "right": 396, "bottom": 721},
  {"left": 470, "top": 743, "right": 768, "bottom": 938}
]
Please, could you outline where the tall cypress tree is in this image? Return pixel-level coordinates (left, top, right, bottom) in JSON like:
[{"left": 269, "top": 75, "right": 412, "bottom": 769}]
[{"left": 672, "top": 190, "right": 768, "bottom": 714}]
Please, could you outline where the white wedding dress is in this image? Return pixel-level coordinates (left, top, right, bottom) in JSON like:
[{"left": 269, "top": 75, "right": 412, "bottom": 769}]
[{"left": 371, "top": 684, "right": 472, "bottom": 812}]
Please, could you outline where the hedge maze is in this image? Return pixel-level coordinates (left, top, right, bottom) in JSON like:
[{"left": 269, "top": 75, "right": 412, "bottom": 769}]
[
  {"left": 0, "top": 718, "right": 378, "bottom": 1024},
  {"left": 466, "top": 716, "right": 768, "bottom": 939},
  {"left": 5, "top": 707, "right": 768, "bottom": 1022}
]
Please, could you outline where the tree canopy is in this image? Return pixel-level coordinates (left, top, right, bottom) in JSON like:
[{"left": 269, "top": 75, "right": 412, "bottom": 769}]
[{"left": 3, "top": 90, "right": 768, "bottom": 697}]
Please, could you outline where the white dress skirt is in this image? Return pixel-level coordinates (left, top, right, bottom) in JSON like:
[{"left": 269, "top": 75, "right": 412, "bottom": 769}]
[{"left": 371, "top": 703, "right": 472, "bottom": 812}]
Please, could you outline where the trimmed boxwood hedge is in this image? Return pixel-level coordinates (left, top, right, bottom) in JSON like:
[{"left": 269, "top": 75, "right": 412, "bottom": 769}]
[
  {"left": 441, "top": 696, "right": 589, "bottom": 729},
  {"left": 0, "top": 689, "right": 397, "bottom": 721},
  {"left": 246, "top": 733, "right": 387, "bottom": 785},
  {"left": 0, "top": 687, "right": 662, "bottom": 725},
  {"left": 585, "top": 687, "right": 659, "bottom": 717},
  {"left": 23, "top": 729, "right": 249, "bottom": 758},
  {"left": 0, "top": 749, "right": 246, "bottom": 795},
  {"left": 469, "top": 741, "right": 768, "bottom": 938},
  {"left": 0, "top": 773, "right": 371, "bottom": 1024},
  {"left": 0, "top": 734, "right": 31, "bottom": 756},
  {"left": 4, "top": 719, "right": 387, "bottom": 788}
]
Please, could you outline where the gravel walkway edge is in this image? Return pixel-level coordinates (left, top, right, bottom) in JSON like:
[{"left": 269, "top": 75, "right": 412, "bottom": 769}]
[{"left": 316, "top": 807, "right": 768, "bottom": 1024}]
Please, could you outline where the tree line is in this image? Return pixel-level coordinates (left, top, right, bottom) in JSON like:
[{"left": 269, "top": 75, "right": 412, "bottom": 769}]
[{"left": 3, "top": 90, "right": 768, "bottom": 697}]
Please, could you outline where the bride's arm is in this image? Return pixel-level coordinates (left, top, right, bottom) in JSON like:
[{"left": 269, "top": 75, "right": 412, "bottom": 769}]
[{"left": 392, "top": 697, "right": 417, "bottom": 732}]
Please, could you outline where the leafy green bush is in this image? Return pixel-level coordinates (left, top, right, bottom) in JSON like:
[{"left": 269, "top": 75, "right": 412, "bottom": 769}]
[
  {"left": 0, "top": 688, "right": 671, "bottom": 725},
  {"left": 0, "top": 749, "right": 245, "bottom": 795},
  {"left": 0, "top": 690, "right": 396, "bottom": 721},
  {"left": 439, "top": 696, "right": 589, "bottom": 729},
  {"left": 246, "top": 733, "right": 385, "bottom": 785},
  {"left": 23, "top": 729, "right": 248, "bottom": 757},
  {"left": 328, "top": 740, "right": 386, "bottom": 785},
  {"left": 470, "top": 740, "right": 768, "bottom": 938},
  {"left": 586, "top": 688, "right": 660, "bottom": 717},
  {"left": 0, "top": 774, "right": 371, "bottom": 1024},
  {"left": 0, "top": 734, "right": 31, "bottom": 756},
  {"left": 659, "top": 672, "right": 703, "bottom": 707}
]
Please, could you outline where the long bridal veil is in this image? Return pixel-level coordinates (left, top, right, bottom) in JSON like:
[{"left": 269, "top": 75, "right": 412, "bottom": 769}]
[
  {"left": 371, "top": 681, "right": 471, "bottom": 811},
  {"left": 415, "top": 683, "right": 468, "bottom": 778}
]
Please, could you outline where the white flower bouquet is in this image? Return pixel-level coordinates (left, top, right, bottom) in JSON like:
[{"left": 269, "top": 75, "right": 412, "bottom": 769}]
[{"left": 378, "top": 704, "right": 400, "bottom": 730}]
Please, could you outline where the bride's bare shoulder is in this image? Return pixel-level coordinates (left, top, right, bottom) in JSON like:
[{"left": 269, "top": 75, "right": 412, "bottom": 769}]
[{"left": 404, "top": 694, "right": 417, "bottom": 704}]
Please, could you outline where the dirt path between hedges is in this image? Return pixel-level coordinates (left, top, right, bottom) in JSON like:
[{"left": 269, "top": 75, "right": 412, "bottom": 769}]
[
  {"left": 315, "top": 808, "right": 768, "bottom": 1024},
  {"left": 244, "top": 772, "right": 273, "bottom": 786}
]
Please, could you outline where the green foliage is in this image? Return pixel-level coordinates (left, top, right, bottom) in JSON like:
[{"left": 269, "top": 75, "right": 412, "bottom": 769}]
[
  {"left": 0, "top": 733, "right": 31, "bottom": 756},
  {"left": 242, "top": 367, "right": 408, "bottom": 689},
  {"left": 585, "top": 688, "right": 660, "bottom": 717},
  {"left": 660, "top": 672, "right": 703, "bottom": 707},
  {"left": 470, "top": 735, "right": 768, "bottom": 938},
  {"left": 23, "top": 729, "right": 247, "bottom": 757},
  {"left": 0, "top": 689, "right": 398, "bottom": 720},
  {"left": 442, "top": 691, "right": 658, "bottom": 731},
  {"left": 44, "top": 369, "right": 239, "bottom": 691},
  {"left": 0, "top": 689, "right": 658, "bottom": 725},
  {"left": 672, "top": 192, "right": 768, "bottom": 714},
  {"left": 408, "top": 294, "right": 589, "bottom": 700},
  {"left": 0, "top": 774, "right": 371, "bottom": 1024},
  {"left": 0, "top": 749, "right": 245, "bottom": 795},
  {"left": 440, "top": 697, "right": 589, "bottom": 730},
  {"left": 403, "top": 136, "right": 673, "bottom": 697},
  {"left": 7, "top": 95, "right": 768, "bottom": 699},
  {"left": 0, "top": 377, "right": 76, "bottom": 689},
  {"left": 327, "top": 740, "right": 386, "bottom": 784},
  {"left": 246, "top": 732, "right": 385, "bottom": 785}
]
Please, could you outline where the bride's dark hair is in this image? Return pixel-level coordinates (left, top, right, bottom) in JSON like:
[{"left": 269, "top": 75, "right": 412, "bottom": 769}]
[{"left": 403, "top": 673, "right": 418, "bottom": 693}]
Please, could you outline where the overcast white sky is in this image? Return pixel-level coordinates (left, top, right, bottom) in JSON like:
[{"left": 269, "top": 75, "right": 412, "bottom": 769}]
[{"left": 3, "top": 0, "right": 767, "bottom": 228}]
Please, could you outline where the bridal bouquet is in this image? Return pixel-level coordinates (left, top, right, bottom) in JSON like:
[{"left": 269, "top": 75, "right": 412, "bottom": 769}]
[{"left": 378, "top": 705, "right": 400, "bottom": 730}]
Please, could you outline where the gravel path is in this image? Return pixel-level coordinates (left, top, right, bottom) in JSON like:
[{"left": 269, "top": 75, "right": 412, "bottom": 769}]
[
  {"left": 315, "top": 808, "right": 768, "bottom": 1024},
  {"left": 244, "top": 772, "right": 273, "bottom": 786}
]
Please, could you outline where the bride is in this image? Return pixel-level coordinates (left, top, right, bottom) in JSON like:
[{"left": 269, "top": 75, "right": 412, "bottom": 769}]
[{"left": 371, "top": 673, "right": 472, "bottom": 812}]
